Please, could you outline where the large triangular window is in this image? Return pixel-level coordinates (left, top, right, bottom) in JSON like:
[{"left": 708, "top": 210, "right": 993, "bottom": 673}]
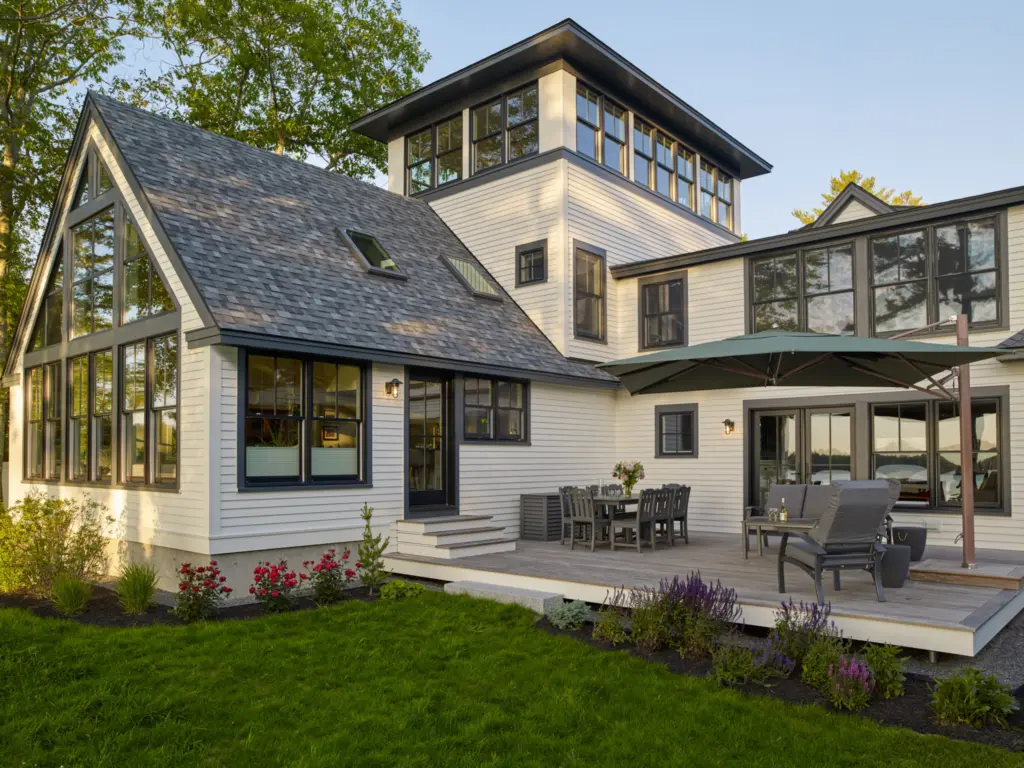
[
  {"left": 29, "top": 244, "right": 64, "bottom": 351},
  {"left": 72, "top": 161, "right": 90, "bottom": 209},
  {"left": 97, "top": 160, "right": 114, "bottom": 196},
  {"left": 122, "top": 213, "right": 174, "bottom": 323}
]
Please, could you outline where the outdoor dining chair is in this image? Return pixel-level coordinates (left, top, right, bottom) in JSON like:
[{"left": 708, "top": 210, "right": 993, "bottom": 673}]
[
  {"left": 558, "top": 486, "right": 575, "bottom": 545},
  {"left": 663, "top": 484, "right": 690, "bottom": 545},
  {"left": 568, "top": 487, "right": 609, "bottom": 551}
]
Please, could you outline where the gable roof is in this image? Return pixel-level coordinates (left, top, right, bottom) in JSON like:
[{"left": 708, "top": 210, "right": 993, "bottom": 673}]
[
  {"left": 351, "top": 18, "right": 771, "bottom": 181},
  {"left": 22, "top": 93, "right": 612, "bottom": 387},
  {"left": 810, "top": 183, "right": 896, "bottom": 228}
]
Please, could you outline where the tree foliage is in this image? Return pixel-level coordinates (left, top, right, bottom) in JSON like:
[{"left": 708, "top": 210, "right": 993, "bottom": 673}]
[
  {"left": 792, "top": 169, "right": 924, "bottom": 226},
  {"left": 129, "top": 0, "right": 429, "bottom": 178}
]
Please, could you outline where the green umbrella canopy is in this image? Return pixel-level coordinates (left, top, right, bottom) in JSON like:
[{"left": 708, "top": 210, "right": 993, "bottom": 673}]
[{"left": 598, "top": 330, "right": 1007, "bottom": 395}]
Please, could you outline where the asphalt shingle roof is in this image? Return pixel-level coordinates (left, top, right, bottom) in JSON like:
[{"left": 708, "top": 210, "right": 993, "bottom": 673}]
[{"left": 91, "top": 94, "right": 613, "bottom": 385}]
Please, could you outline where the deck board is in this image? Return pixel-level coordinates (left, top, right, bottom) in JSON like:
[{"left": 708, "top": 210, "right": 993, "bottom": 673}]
[{"left": 387, "top": 533, "right": 1024, "bottom": 656}]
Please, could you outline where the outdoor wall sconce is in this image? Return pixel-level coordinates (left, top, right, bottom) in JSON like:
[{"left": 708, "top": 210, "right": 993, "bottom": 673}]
[
  {"left": 385, "top": 378, "right": 402, "bottom": 399},
  {"left": 722, "top": 419, "right": 735, "bottom": 436}
]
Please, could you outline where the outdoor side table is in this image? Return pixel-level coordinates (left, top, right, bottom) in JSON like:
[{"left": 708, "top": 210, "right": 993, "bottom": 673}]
[{"left": 742, "top": 517, "right": 817, "bottom": 559}]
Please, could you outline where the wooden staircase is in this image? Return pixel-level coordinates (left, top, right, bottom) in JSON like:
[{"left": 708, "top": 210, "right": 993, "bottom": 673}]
[{"left": 394, "top": 515, "right": 517, "bottom": 559}]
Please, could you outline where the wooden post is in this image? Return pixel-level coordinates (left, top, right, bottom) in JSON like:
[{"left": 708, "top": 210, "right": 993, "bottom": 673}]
[{"left": 956, "top": 314, "right": 976, "bottom": 568}]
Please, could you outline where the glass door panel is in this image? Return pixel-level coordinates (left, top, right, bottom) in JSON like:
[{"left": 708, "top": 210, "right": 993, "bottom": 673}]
[
  {"left": 408, "top": 376, "right": 450, "bottom": 509},
  {"left": 808, "top": 410, "right": 853, "bottom": 485},
  {"left": 755, "top": 411, "right": 799, "bottom": 507}
]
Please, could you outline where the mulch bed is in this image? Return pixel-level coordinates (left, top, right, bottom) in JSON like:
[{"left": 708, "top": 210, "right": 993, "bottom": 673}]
[
  {"left": 0, "top": 585, "right": 374, "bottom": 628},
  {"left": 536, "top": 618, "right": 1024, "bottom": 752}
]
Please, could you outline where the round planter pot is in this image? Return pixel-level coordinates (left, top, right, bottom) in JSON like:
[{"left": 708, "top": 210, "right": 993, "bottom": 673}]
[
  {"left": 892, "top": 526, "right": 928, "bottom": 562},
  {"left": 880, "top": 544, "right": 912, "bottom": 589}
]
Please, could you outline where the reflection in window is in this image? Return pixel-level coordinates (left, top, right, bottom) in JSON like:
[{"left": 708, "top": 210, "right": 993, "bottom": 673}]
[
  {"left": 700, "top": 160, "right": 716, "bottom": 219},
  {"left": 804, "top": 244, "right": 854, "bottom": 334},
  {"left": 677, "top": 149, "right": 695, "bottom": 209},
  {"left": 464, "top": 377, "right": 526, "bottom": 441},
  {"left": 659, "top": 410, "right": 695, "bottom": 456},
  {"left": 245, "top": 354, "right": 302, "bottom": 481},
  {"left": 69, "top": 355, "right": 89, "bottom": 481},
  {"left": 935, "top": 219, "right": 997, "bottom": 324},
  {"left": 518, "top": 246, "right": 545, "bottom": 286},
  {"left": 472, "top": 99, "right": 503, "bottom": 172},
  {"left": 872, "top": 402, "right": 929, "bottom": 503},
  {"left": 435, "top": 115, "right": 463, "bottom": 186},
  {"left": 871, "top": 230, "right": 927, "bottom": 333},
  {"left": 576, "top": 84, "right": 600, "bottom": 160},
  {"left": 92, "top": 350, "right": 113, "bottom": 481},
  {"left": 347, "top": 231, "right": 400, "bottom": 273},
  {"left": 445, "top": 254, "right": 499, "bottom": 297},
  {"left": 634, "top": 120, "right": 653, "bottom": 189},
  {"left": 29, "top": 248, "right": 63, "bottom": 351},
  {"left": 655, "top": 134, "right": 673, "bottom": 198},
  {"left": 123, "top": 214, "right": 174, "bottom": 323},
  {"left": 642, "top": 277, "right": 685, "bottom": 349},
  {"left": 152, "top": 335, "right": 177, "bottom": 484},
  {"left": 71, "top": 207, "right": 114, "bottom": 338},
  {"left": 311, "top": 362, "right": 361, "bottom": 479},
  {"left": 603, "top": 100, "right": 627, "bottom": 174},
  {"left": 752, "top": 254, "right": 799, "bottom": 331},
  {"left": 26, "top": 367, "right": 44, "bottom": 480},
  {"left": 122, "top": 341, "right": 147, "bottom": 482},
  {"left": 406, "top": 127, "right": 433, "bottom": 194},
  {"left": 506, "top": 84, "right": 538, "bottom": 161},
  {"left": 808, "top": 411, "right": 852, "bottom": 484},
  {"left": 574, "top": 248, "right": 605, "bottom": 340},
  {"left": 937, "top": 399, "right": 1000, "bottom": 506}
]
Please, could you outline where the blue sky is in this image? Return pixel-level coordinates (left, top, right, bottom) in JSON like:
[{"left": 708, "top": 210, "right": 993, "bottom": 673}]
[{"left": 397, "top": 0, "right": 1024, "bottom": 238}]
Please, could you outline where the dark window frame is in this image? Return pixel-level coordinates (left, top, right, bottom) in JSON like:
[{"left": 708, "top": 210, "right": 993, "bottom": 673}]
[
  {"left": 24, "top": 364, "right": 61, "bottom": 481},
  {"left": 405, "top": 113, "right": 464, "bottom": 195},
  {"left": 575, "top": 82, "right": 629, "bottom": 176},
  {"left": 515, "top": 239, "right": 547, "bottom": 287},
  {"left": 239, "top": 349, "right": 370, "bottom": 491},
  {"left": 470, "top": 81, "right": 539, "bottom": 176},
  {"left": 68, "top": 353, "right": 90, "bottom": 482},
  {"left": 505, "top": 82, "right": 539, "bottom": 163},
  {"left": 870, "top": 396, "right": 1003, "bottom": 511},
  {"left": 573, "top": 242, "right": 607, "bottom": 342},
  {"left": 655, "top": 403, "right": 699, "bottom": 458},
  {"left": 119, "top": 332, "right": 179, "bottom": 488},
  {"left": 337, "top": 228, "right": 407, "bottom": 280},
  {"left": 29, "top": 245, "right": 64, "bottom": 351},
  {"left": 462, "top": 376, "right": 530, "bottom": 444},
  {"left": 748, "top": 243, "right": 857, "bottom": 335},
  {"left": 69, "top": 204, "right": 116, "bottom": 339},
  {"left": 121, "top": 210, "right": 175, "bottom": 325},
  {"left": 633, "top": 119, "right": 654, "bottom": 190},
  {"left": 441, "top": 254, "right": 502, "bottom": 300},
  {"left": 869, "top": 214, "right": 1003, "bottom": 336},
  {"left": 639, "top": 270, "right": 688, "bottom": 351}
]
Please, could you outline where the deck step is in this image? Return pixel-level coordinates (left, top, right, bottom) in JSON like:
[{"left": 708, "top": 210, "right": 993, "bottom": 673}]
[
  {"left": 397, "top": 526, "right": 507, "bottom": 546},
  {"left": 396, "top": 537, "right": 516, "bottom": 560},
  {"left": 395, "top": 515, "right": 494, "bottom": 534},
  {"left": 444, "top": 580, "right": 562, "bottom": 614},
  {"left": 909, "top": 559, "right": 1024, "bottom": 590}
]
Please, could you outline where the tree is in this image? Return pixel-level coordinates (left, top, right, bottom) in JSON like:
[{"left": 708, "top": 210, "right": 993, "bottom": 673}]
[
  {"left": 0, "top": 1, "right": 138, "bottom": 478},
  {"left": 356, "top": 502, "right": 389, "bottom": 595},
  {"left": 131, "top": 0, "right": 429, "bottom": 178},
  {"left": 792, "top": 169, "right": 924, "bottom": 226}
]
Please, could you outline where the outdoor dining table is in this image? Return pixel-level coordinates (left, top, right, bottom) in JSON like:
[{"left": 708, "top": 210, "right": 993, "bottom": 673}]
[
  {"left": 742, "top": 517, "right": 817, "bottom": 559},
  {"left": 593, "top": 495, "right": 639, "bottom": 515}
]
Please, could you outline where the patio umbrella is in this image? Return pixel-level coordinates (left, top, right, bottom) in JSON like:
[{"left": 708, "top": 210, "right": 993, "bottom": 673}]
[{"left": 598, "top": 330, "right": 1005, "bottom": 396}]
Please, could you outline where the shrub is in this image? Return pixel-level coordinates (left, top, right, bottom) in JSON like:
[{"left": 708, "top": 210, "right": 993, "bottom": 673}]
[
  {"left": 357, "top": 503, "right": 389, "bottom": 595},
  {"left": 174, "top": 561, "right": 232, "bottom": 622},
  {"left": 380, "top": 580, "right": 425, "bottom": 600},
  {"left": 593, "top": 587, "right": 629, "bottom": 645},
  {"left": 801, "top": 633, "right": 850, "bottom": 692},
  {"left": 628, "top": 587, "right": 669, "bottom": 652},
  {"left": 303, "top": 548, "right": 356, "bottom": 605},
  {"left": 660, "top": 572, "right": 740, "bottom": 658},
  {"left": 864, "top": 644, "right": 906, "bottom": 699},
  {"left": 752, "top": 631, "right": 797, "bottom": 680},
  {"left": 547, "top": 599, "right": 588, "bottom": 630},
  {"left": 932, "top": 668, "right": 1019, "bottom": 728},
  {"left": 712, "top": 632, "right": 794, "bottom": 687},
  {"left": 251, "top": 561, "right": 299, "bottom": 613},
  {"left": 51, "top": 573, "right": 91, "bottom": 616},
  {"left": 826, "top": 657, "right": 874, "bottom": 711},
  {"left": 116, "top": 563, "right": 158, "bottom": 614},
  {"left": 774, "top": 599, "right": 837, "bottom": 666},
  {"left": 0, "top": 491, "right": 111, "bottom": 594}
]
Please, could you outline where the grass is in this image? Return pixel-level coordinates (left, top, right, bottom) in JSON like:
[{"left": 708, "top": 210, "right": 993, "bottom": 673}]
[{"left": 0, "top": 592, "right": 1021, "bottom": 767}]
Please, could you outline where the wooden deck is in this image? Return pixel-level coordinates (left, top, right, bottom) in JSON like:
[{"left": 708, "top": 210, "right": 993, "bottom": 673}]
[{"left": 386, "top": 534, "right": 1024, "bottom": 656}]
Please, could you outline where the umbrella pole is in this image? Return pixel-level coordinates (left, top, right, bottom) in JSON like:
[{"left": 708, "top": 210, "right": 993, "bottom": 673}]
[{"left": 956, "top": 314, "right": 977, "bottom": 569}]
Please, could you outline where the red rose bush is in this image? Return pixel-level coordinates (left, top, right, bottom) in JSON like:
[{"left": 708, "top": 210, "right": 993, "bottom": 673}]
[
  {"left": 173, "top": 561, "right": 232, "bottom": 622},
  {"left": 302, "top": 548, "right": 357, "bottom": 605},
  {"left": 250, "top": 560, "right": 300, "bottom": 613}
]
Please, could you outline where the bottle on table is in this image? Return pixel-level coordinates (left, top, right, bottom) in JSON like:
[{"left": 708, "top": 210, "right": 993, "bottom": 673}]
[{"left": 779, "top": 497, "right": 789, "bottom": 522}]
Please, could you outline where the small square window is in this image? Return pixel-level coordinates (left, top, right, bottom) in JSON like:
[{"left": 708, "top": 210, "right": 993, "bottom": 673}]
[
  {"left": 340, "top": 229, "right": 405, "bottom": 279},
  {"left": 516, "top": 240, "right": 547, "bottom": 286},
  {"left": 656, "top": 405, "right": 698, "bottom": 458}
]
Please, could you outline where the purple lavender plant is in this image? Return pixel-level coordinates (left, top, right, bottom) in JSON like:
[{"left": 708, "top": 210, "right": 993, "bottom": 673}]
[
  {"left": 659, "top": 572, "right": 741, "bottom": 623},
  {"left": 774, "top": 598, "right": 839, "bottom": 664},
  {"left": 826, "top": 657, "right": 875, "bottom": 711},
  {"left": 751, "top": 630, "right": 796, "bottom": 680}
]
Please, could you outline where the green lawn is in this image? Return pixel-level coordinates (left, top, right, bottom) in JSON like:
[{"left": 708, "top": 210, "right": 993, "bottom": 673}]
[{"left": 1, "top": 593, "right": 1020, "bottom": 767}]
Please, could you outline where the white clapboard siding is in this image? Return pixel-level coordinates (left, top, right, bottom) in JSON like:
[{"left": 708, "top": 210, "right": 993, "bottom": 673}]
[
  {"left": 214, "top": 354, "right": 406, "bottom": 551},
  {"left": 830, "top": 199, "right": 881, "bottom": 224},
  {"left": 7, "top": 120, "right": 211, "bottom": 552},
  {"left": 458, "top": 382, "right": 618, "bottom": 534},
  {"left": 428, "top": 161, "right": 568, "bottom": 353},
  {"left": 564, "top": 162, "right": 736, "bottom": 362}
]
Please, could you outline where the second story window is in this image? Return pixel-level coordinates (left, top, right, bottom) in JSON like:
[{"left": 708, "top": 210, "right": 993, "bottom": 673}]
[
  {"left": 472, "top": 99, "right": 503, "bottom": 172},
  {"left": 700, "top": 160, "right": 716, "bottom": 220},
  {"left": 472, "top": 83, "right": 538, "bottom": 174},
  {"left": 70, "top": 206, "right": 114, "bottom": 339},
  {"left": 655, "top": 135, "right": 673, "bottom": 198},
  {"left": 603, "top": 100, "right": 627, "bottom": 174},
  {"left": 751, "top": 245, "right": 855, "bottom": 335},
  {"left": 506, "top": 84, "right": 539, "bottom": 160},
  {"left": 574, "top": 246, "right": 606, "bottom": 341},
  {"left": 717, "top": 173, "right": 733, "bottom": 229},
  {"left": 871, "top": 217, "right": 999, "bottom": 334},
  {"left": 677, "top": 149, "right": 695, "bottom": 209},
  {"left": 634, "top": 120, "right": 654, "bottom": 189},
  {"left": 576, "top": 84, "right": 600, "bottom": 160},
  {"left": 641, "top": 275, "right": 687, "bottom": 349},
  {"left": 29, "top": 247, "right": 63, "bottom": 351},
  {"left": 516, "top": 240, "right": 547, "bottom": 286},
  {"left": 406, "top": 114, "right": 464, "bottom": 194},
  {"left": 575, "top": 83, "right": 627, "bottom": 175}
]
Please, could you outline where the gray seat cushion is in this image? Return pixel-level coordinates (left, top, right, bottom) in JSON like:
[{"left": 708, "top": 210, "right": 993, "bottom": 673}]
[
  {"left": 785, "top": 541, "right": 820, "bottom": 567},
  {"left": 802, "top": 484, "right": 837, "bottom": 520}
]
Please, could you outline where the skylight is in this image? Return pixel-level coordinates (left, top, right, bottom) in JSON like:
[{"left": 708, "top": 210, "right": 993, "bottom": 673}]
[
  {"left": 444, "top": 254, "right": 500, "bottom": 299},
  {"left": 341, "top": 229, "right": 404, "bottom": 279}
]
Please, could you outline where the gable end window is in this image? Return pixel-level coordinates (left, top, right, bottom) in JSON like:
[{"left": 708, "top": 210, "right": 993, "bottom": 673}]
[
  {"left": 70, "top": 206, "right": 115, "bottom": 338},
  {"left": 29, "top": 245, "right": 63, "bottom": 351},
  {"left": 243, "top": 352, "right": 366, "bottom": 488},
  {"left": 464, "top": 377, "right": 528, "bottom": 442},
  {"left": 406, "top": 113, "right": 464, "bottom": 194},
  {"left": 640, "top": 274, "right": 687, "bottom": 350},
  {"left": 871, "top": 217, "right": 1000, "bottom": 334},
  {"left": 574, "top": 246, "right": 606, "bottom": 341},
  {"left": 751, "top": 244, "right": 855, "bottom": 335},
  {"left": 123, "top": 213, "right": 175, "bottom": 323},
  {"left": 655, "top": 404, "right": 698, "bottom": 458},
  {"left": 515, "top": 240, "right": 547, "bottom": 286}
]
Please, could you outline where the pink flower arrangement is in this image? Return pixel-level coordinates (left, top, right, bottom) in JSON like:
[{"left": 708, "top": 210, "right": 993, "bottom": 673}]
[
  {"left": 251, "top": 560, "right": 299, "bottom": 613},
  {"left": 302, "top": 548, "right": 356, "bottom": 604},
  {"left": 612, "top": 461, "right": 646, "bottom": 497},
  {"left": 826, "top": 657, "right": 875, "bottom": 711},
  {"left": 173, "top": 561, "right": 232, "bottom": 622}
]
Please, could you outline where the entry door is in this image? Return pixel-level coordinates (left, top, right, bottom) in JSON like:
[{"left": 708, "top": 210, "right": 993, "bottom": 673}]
[
  {"left": 752, "top": 408, "right": 854, "bottom": 506},
  {"left": 408, "top": 374, "right": 453, "bottom": 511}
]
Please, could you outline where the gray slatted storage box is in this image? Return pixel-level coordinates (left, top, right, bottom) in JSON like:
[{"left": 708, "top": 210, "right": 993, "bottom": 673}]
[{"left": 520, "top": 494, "right": 562, "bottom": 541}]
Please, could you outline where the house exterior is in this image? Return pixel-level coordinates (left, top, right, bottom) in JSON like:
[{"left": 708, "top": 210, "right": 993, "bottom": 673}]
[{"left": 4, "top": 18, "right": 1024, "bottom": 588}]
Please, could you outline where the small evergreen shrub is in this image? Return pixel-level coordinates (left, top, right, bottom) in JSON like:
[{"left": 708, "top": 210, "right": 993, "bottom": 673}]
[
  {"left": 864, "top": 643, "right": 906, "bottom": 699},
  {"left": 546, "top": 599, "right": 588, "bottom": 630},
  {"left": 302, "top": 548, "right": 356, "bottom": 604},
  {"left": 357, "top": 503, "right": 389, "bottom": 595},
  {"left": 826, "top": 657, "right": 874, "bottom": 711},
  {"left": 774, "top": 599, "right": 837, "bottom": 666},
  {"left": 592, "top": 587, "right": 629, "bottom": 644},
  {"left": 51, "top": 573, "right": 91, "bottom": 616},
  {"left": 932, "top": 669, "right": 1019, "bottom": 728},
  {"left": 251, "top": 561, "right": 299, "bottom": 613},
  {"left": 116, "top": 563, "right": 158, "bottom": 614},
  {"left": 0, "top": 491, "right": 111, "bottom": 594},
  {"left": 174, "top": 561, "right": 232, "bottom": 622},
  {"left": 380, "top": 580, "right": 425, "bottom": 600},
  {"left": 801, "top": 633, "right": 849, "bottom": 692}
]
